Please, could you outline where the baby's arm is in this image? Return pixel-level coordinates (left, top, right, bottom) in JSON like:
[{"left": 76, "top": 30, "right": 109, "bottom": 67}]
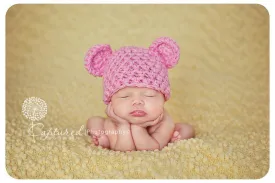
[
  {"left": 131, "top": 111, "right": 175, "bottom": 150},
  {"left": 131, "top": 124, "right": 160, "bottom": 150},
  {"left": 150, "top": 117, "right": 175, "bottom": 149},
  {"left": 131, "top": 117, "right": 175, "bottom": 150},
  {"left": 114, "top": 123, "right": 136, "bottom": 151},
  {"left": 105, "top": 103, "right": 136, "bottom": 151}
]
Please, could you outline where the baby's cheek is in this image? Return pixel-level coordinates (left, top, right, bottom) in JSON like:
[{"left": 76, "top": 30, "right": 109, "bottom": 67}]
[
  {"left": 147, "top": 104, "right": 163, "bottom": 116},
  {"left": 113, "top": 103, "right": 129, "bottom": 117},
  {"left": 113, "top": 105, "right": 122, "bottom": 115}
]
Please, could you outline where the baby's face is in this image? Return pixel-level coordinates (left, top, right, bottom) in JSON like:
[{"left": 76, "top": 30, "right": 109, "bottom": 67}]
[{"left": 111, "top": 87, "right": 165, "bottom": 124}]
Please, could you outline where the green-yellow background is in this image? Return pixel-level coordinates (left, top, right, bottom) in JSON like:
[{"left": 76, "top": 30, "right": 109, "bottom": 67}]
[{"left": 6, "top": 4, "right": 269, "bottom": 179}]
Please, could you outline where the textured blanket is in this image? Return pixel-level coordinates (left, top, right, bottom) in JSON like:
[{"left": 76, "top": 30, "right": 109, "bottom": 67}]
[{"left": 6, "top": 4, "right": 269, "bottom": 179}]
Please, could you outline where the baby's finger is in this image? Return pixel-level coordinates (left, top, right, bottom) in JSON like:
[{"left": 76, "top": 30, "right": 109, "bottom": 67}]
[
  {"left": 105, "top": 104, "right": 110, "bottom": 116},
  {"left": 109, "top": 104, "right": 120, "bottom": 121},
  {"left": 159, "top": 113, "right": 164, "bottom": 120},
  {"left": 152, "top": 115, "right": 161, "bottom": 124},
  {"left": 107, "top": 104, "right": 113, "bottom": 117},
  {"left": 109, "top": 105, "right": 115, "bottom": 118}
]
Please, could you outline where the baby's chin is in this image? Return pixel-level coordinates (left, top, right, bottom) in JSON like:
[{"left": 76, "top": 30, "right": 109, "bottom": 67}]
[{"left": 127, "top": 116, "right": 155, "bottom": 124}]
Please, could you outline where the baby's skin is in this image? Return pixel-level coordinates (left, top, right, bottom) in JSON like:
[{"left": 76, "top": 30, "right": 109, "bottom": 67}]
[{"left": 86, "top": 87, "right": 195, "bottom": 151}]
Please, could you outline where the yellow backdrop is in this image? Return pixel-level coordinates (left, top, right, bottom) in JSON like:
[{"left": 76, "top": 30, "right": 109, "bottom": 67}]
[{"left": 6, "top": 4, "right": 269, "bottom": 179}]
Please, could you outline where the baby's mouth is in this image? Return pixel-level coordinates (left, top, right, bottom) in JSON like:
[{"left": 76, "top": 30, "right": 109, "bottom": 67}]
[{"left": 129, "top": 110, "right": 147, "bottom": 117}]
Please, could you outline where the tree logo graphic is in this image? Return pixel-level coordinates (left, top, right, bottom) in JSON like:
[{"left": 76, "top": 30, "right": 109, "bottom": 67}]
[{"left": 22, "top": 97, "right": 47, "bottom": 121}]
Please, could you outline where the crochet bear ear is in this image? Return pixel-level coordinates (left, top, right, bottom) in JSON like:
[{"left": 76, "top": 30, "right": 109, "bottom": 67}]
[
  {"left": 84, "top": 44, "right": 112, "bottom": 77},
  {"left": 149, "top": 37, "right": 180, "bottom": 69}
]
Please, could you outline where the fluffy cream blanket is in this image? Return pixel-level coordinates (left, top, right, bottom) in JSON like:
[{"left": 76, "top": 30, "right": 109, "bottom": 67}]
[{"left": 6, "top": 4, "right": 269, "bottom": 179}]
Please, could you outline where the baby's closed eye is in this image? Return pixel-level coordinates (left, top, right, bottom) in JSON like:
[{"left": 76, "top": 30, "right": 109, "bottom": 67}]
[
  {"left": 144, "top": 91, "right": 157, "bottom": 97},
  {"left": 144, "top": 94, "right": 155, "bottom": 97}
]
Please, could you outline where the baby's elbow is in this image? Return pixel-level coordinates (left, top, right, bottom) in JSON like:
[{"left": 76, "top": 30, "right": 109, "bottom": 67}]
[
  {"left": 155, "top": 143, "right": 160, "bottom": 151},
  {"left": 136, "top": 141, "right": 160, "bottom": 151},
  {"left": 141, "top": 146, "right": 160, "bottom": 151},
  {"left": 152, "top": 138, "right": 161, "bottom": 150}
]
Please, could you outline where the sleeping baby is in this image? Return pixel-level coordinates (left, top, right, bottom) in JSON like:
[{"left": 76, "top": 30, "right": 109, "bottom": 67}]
[{"left": 84, "top": 37, "right": 195, "bottom": 152}]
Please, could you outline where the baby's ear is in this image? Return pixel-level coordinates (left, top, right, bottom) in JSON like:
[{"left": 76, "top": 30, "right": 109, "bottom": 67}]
[
  {"left": 149, "top": 37, "right": 180, "bottom": 69},
  {"left": 84, "top": 44, "right": 112, "bottom": 77}
]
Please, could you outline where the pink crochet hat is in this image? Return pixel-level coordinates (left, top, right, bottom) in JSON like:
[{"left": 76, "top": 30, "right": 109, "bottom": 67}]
[{"left": 84, "top": 37, "right": 180, "bottom": 105}]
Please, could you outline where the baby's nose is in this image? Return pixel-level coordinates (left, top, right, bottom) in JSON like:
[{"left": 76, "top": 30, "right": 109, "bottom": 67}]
[{"left": 132, "top": 97, "right": 144, "bottom": 105}]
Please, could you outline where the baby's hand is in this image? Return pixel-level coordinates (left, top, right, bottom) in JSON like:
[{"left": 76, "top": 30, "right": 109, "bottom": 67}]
[
  {"left": 138, "top": 112, "right": 164, "bottom": 128},
  {"left": 105, "top": 102, "right": 130, "bottom": 126}
]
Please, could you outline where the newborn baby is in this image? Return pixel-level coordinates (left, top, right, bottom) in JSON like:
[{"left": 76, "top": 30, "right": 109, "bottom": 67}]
[{"left": 84, "top": 37, "right": 195, "bottom": 151}]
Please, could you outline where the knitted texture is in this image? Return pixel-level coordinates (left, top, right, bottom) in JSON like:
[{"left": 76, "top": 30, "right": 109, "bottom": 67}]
[{"left": 84, "top": 37, "right": 180, "bottom": 104}]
